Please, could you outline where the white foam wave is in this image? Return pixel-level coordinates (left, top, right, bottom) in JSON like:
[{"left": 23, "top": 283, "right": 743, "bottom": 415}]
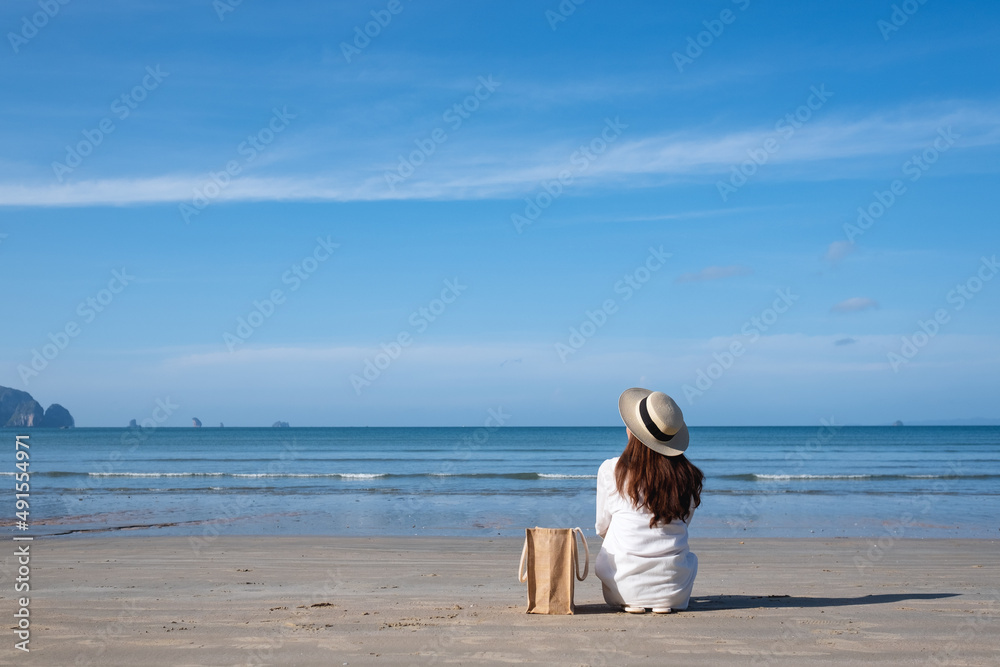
[
  {"left": 90, "top": 472, "right": 225, "bottom": 477},
  {"left": 89, "top": 472, "right": 387, "bottom": 479},
  {"left": 753, "top": 474, "right": 873, "bottom": 480},
  {"left": 538, "top": 474, "right": 598, "bottom": 479}
]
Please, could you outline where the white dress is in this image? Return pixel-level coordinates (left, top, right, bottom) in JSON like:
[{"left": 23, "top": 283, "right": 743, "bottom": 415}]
[{"left": 595, "top": 457, "right": 698, "bottom": 610}]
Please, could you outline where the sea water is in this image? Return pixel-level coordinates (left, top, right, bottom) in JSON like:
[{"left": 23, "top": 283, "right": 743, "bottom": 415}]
[{"left": 6, "top": 426, "right": 999, "bottom": 539}]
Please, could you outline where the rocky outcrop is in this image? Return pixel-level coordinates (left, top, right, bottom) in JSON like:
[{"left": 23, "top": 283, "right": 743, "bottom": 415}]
[
  {"left": 1, "top": 387, "right": 37, "bottom": 426},
  {"left": 192, "top": 417, "right": 203, "bottom": 428},
  {"left": 7, "top": 399, "right": 44, "bottom": 427},
  {"left": 272, "top": 421, "right": 290, "bottom": 428},
  {"left": 0, "top": 386, "right": 74, "bottom": 428},
  {"left": 129, "top": 419, "right": 138, "bottom": 428},
  {"left": 43, "top": 404, "right": 75, "bottom": 428}
]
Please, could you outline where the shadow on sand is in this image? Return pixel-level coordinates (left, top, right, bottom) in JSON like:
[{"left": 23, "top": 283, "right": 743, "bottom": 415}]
[{"left": 574, "top": 592, "right": 959, "bottom": 615}]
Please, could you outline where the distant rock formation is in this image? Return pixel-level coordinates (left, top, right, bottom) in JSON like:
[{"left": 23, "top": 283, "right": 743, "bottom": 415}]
[
  {"left": 192, "top": 417, "right": 203, "bottom": 428},
  {"left": 892, "top": 420, "right": 904, "bottom": 427},
  {"left": 272, "top": 421, "right": 290, "bottom": 428},
  {"left": 219, "top": 422, "right": 224, "bottom": 428},
  {"left": 42, "top": 404, "right": 74, "bottom": 428},
  {"left": 0, "top": 386, "right": 74, "bottom": 428},
  {"left": 129, "top": 419, "right": 138, "bottom": 428},
  {"left": 7, "top": 398, "right": 43, "bottom": 427}
]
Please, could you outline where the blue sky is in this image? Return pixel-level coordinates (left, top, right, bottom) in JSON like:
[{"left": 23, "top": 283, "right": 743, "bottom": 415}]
[{"left": 1, "top": 0, "right": 998, "bottom": 426}]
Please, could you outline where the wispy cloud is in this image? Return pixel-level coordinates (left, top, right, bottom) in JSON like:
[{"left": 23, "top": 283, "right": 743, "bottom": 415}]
[
  {"left": 675, "top": 265, "right": 753, "bottom": 284},
  {"left": 825, "top": 240, "right": 856, "bottom": 264},
  {"left": 3, "top": 103, "right": 998, "bottom": 207},
  {"left": 831, "top": 297, "right": 879, "bottom": 313}
]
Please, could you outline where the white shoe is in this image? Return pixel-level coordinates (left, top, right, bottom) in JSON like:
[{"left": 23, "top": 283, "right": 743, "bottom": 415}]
[
  {"left": 624, "top": 606, "right": 646, "bottom": 614},
  {"left": 652, "top": 607, "right": 673, "bottom": 614}
]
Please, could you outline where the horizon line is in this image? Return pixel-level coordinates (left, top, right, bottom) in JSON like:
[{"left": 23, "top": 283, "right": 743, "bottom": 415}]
[{"left": 6, "top": 422, "right": 998, "bottom": 429}]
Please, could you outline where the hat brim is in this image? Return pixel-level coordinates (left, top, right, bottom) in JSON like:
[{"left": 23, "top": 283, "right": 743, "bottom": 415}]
[{"left": 618, "top": 387, "right": 689, "bottom": 457}]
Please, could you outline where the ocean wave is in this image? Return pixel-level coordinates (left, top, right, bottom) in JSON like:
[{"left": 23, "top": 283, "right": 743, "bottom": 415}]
[
  {"left": 753, "top": 474, "right": 874, "bottom": 480},
  {"left": 88, "top": 472, "right": 388, "bottom": 479},
  {"left": 89, "top": 472, "right": 226, "bottom": 477},
  {"left": 231, "top": 473, "right": 388, "bottom": 479},
  {"left": 427, "top": 472, "right": 594, "bottom": 480},
  {"left": 32, "top": 470, "right": 1000, "bottom": 483},
  {"left": 723, "top": 473, "right": 1000, "bottom": 482},
  {"left": 80, "top": 471, "right": 592, "bottom": 481}
]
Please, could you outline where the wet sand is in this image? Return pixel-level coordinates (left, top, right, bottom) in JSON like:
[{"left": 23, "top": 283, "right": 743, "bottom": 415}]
[{"left": 5, "top": 537, "right": 998, "bottom": 665}]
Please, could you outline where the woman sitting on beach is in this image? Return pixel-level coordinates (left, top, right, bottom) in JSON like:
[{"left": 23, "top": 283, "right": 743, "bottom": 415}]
[{"left": 596, "top": 388, "right": 704, "bottom": 614}]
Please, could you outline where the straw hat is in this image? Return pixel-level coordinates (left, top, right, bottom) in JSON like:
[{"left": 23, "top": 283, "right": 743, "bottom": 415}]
[{"left": 618, "top": 388, "right": 689, "bottom": 457}]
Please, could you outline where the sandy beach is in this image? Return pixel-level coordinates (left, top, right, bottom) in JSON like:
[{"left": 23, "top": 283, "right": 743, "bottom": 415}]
[{"left": 3, "top": 536, "right": 996, "bottom": 665}]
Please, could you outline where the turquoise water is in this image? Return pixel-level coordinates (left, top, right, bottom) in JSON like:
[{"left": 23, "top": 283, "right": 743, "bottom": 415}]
[{"left": 5, "top": 426, "right": 999, "bottom": 539}]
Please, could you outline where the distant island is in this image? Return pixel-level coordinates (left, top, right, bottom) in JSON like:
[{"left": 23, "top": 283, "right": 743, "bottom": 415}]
[
  {"left": 0, "top": 385, "right": 74, "bottom": 428},
  {"left": 272, "top": 421, "right": 290, "bottom": 428}
]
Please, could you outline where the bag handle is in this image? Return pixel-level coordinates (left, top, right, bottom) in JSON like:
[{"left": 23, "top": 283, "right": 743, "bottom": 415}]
[
  {"left": 518, "top": 536, "right": 529, "bottom": 583},
  {"left": 573, "top": 527, "right": 589, "bottom": 581}
]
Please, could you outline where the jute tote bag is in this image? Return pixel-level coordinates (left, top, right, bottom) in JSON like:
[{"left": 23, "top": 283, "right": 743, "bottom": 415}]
[{"left": 517, "top": 527, "right": 590, "bottom": 614}]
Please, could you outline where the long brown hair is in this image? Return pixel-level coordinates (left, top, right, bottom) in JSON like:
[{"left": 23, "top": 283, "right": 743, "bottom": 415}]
[{"left": 615, "top": 433, "right": 704, "bottom": 527}]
